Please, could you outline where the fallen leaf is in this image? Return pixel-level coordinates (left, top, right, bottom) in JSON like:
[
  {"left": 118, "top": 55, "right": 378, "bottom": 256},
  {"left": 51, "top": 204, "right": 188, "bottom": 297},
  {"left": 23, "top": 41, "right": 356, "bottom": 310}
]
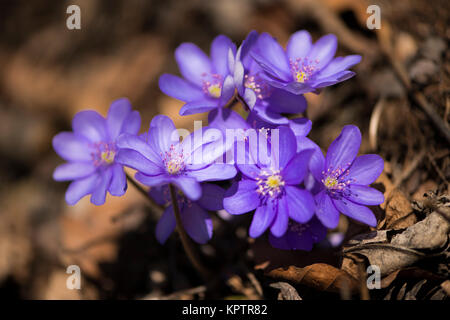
[
  {"left": 266, "top": 263, "right": 359, "bottom": 294},
  {"left": 391, "top": 211, "right": 449, "bottom": 249},
  {"left": 342, "top": 211, "right": 449, "bottom": 276},
  {"left": 380, "top": 267, "right": 445, "bottom": 288},
  {"left": 384, "top": 189, "right": 417, "bottom": 230},
  {"left": 341, "top": 231, "right": 389, "bottom": 279},
  {"left": 269, "top": 282, "right": 302, "bottom": 300},
  {"left": 412, "top": 180, "right": 438, "bottom": 201},
  {"left": 441, "top": 280, "right": 450, "bottom": 296}
]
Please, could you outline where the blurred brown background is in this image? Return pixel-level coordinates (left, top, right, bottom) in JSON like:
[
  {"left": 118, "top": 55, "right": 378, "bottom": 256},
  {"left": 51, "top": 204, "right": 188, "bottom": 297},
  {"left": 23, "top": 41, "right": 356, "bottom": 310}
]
[{"left": 0, "top": 0, "right": 448, "bottom": 299}]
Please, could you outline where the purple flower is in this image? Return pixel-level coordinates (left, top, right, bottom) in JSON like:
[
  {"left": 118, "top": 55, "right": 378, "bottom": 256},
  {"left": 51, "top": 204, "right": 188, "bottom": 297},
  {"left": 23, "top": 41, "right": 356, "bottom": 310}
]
[
  {"left": 248, "top": 111, "right": 326, "bottom": 196},
  {"left": 208, "top": 107, "right": 250, "bottom": 133},
  {"left": 208, "top": 107, "right": 312, "bottom": 147},
  {"left": 159, "top": 35, "right": 236, "bottom": 116},
  {"left": 231, "top": 31, "right": 307, "bottom": 124},
  {"left": 150, "top": 183, "right": 225, "bottom": 244},
  {"left": 223, "top": 126, "right": 315, "bottom": 238},
  {"left": 207, "top": 108, "right": 312, "bottom": 178},
  {"left": 296, "top": 132, "right": 325, "bottom": 195},
  {"left": 311, "top": 125, "right": 384, "bottom": 228},
  {"left": 115, "top": 115, "right": 236, "bottom": 201},
  {"left": 269, "top": 217, "right": 327, "bottom": 251},
  {"left": 246, "top": 110, "right": 312, "bottom": 139},
  {"left": 52, "top": 98, "right": 141, "bottom": 205},
  {"left": 251, "top": 31, "right": 361, "bottom": 95}
]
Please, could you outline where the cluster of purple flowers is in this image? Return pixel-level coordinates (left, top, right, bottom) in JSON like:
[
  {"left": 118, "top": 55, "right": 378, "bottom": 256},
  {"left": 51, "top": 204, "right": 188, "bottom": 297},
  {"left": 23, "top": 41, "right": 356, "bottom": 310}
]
[{"left": 53, "top": 30, "right": 383, "bottom": 251}]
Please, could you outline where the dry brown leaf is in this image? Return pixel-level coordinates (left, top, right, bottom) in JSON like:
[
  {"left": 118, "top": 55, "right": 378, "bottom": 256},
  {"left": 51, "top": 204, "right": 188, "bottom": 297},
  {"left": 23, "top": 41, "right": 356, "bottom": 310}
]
[
  {"left": 341, "top": 231, "right": 388, "bottom": 279},
  {"left": 342, "top": 210, "right": 449, "bottom": 277},
  {"left": 340, "top": 253, "right": 360, "bottom": 281},
  {"left": 380, "top": 269, "right": 401, "bottom": 288},
  {"left": 412, "top": 180, "right": 438, "bottom": 201},
  {"left": 391, "top": 211, "right": 449, "bottom": 249},
  {"left": 380, "top": 267, "right": 445, "bottom": 289},
  {"left": 383, "top": 188, "right": 417, "bottom": 230},
  {"left": 344, "top": 242, "right": 423, "bottom": 277},
  {"left": 375, "top": 172, "right": 394, "bottom": 207},
  {"left": 374, "top": 172, "right": 392, "bottom": 229},
  {"left": 441, "top": 280, "right": 450, "bottom": 296},
  {"left": 266, "top": 263, "right": 359, "bottom": 294},
  {"left": 269, "top": 282, "right": 302, "bottom": 300}
]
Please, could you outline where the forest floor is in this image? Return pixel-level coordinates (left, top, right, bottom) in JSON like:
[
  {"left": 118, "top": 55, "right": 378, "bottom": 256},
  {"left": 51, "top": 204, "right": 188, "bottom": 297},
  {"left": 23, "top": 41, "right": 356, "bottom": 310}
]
[{"left": 0, "top": 0, "right": 448, "bottom": 299}]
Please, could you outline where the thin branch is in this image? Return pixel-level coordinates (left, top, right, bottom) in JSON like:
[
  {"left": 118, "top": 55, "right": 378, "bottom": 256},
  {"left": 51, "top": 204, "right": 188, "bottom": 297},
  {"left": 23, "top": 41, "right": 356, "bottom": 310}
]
[
  {"left": 369, "top": 98, "right": 386, "bottom": 151},
  {"left": 427, "top": 153, "right": 449, "bottom": 185},
  {"left": 169, "top": 184, "right": 211, "bottom": 280}
]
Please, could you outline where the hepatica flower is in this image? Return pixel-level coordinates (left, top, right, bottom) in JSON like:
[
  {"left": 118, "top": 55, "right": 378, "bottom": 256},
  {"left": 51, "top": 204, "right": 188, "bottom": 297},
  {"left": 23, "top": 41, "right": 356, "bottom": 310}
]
[
  {"left": 52, "top": 98, "right": 141, "bottom": 205},
  {"left": 246, "top": 109, "right": 312, "bottom": 142},
  {"left": 159, "top": 35, "right": 236, "bottom": 116},
  {"left": 312, "top": 125, "right": 384, "bottom": 228},
  {"left": 269, "top": 217, "right": 327, "bottom": 251},
  {"left": 252, "top": 31, "right": 361, "bottom": 95},
  {"left": 150, "top": 183, "right": 225, "bottom": 244},
  {"left": 115, "top": 115, "right": 236, "bottom": 201},
  {"left": 231, "top": 31, "right": 307, "bottom": 124},
  {"left": 223, "top": 126, "right": 315, "bottom": 238},
  {"left": 208, "top": 107, "right": 313, "bottom": 160}
]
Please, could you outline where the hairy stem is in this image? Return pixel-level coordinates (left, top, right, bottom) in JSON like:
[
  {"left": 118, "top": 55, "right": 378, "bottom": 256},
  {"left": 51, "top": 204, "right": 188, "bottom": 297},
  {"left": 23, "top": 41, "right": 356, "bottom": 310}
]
[{"left": 169, "top": 184, "right": 211, "bottom": 280}]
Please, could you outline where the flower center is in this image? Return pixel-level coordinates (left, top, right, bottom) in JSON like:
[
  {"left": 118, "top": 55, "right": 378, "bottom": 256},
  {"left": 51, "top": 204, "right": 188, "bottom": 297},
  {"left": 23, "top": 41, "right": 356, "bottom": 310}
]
[
  {"left": 91, "top": 142, "right": 116, "bottom": 167},
  {"left": 290, "top": 57, "right": 318, "bottom": 83},
  {"left": 162, "top": 144, "right": 185, "bottom": 175},
  {"left": 321, "top": 165, "right": 354, "bottom": 198},
  {"left": 267, "top": 175, "right": 282, "bottom": 188},
  {"left": 256, "top": 168, "right": 285, "bottom": 198},
  {"left": 324, "top": 176, "right": 338, "bottom": 188},
  {"left": 244, "top": 73, "right": 272, "bottom": 99},
  {"left": 207, "top": 84, "right": 221, "bottom": 98},
  {"left": 294, "top": 71, "right": 307, "bottom": 83},
  {"left": 202, "top": 73, "right": 222, "bottom": 98}
]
